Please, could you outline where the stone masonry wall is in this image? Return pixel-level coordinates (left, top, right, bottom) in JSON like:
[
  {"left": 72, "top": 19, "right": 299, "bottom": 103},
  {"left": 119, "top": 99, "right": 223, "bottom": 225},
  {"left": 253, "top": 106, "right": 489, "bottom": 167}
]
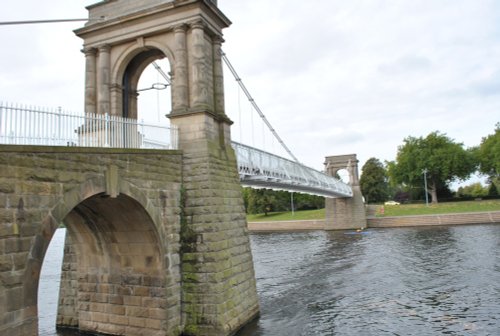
[
  {"left": 368, "top": 211, "right": 500, "bottom": 228},
  {"left": 180, "top": 141, "right": 260, "bottom": 335},
  {"left": 325, "top": 186, "right": 367, "bottom": 230},
  {"left": 0, "top": 145, "right": 183, "bottom": 336}
]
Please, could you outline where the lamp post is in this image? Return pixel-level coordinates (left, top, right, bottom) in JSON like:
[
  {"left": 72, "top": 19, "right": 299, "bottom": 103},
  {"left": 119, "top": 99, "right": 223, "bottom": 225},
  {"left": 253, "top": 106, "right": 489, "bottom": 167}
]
[{"left": 422, "top": 169, "right": 429, "bottom": 206}]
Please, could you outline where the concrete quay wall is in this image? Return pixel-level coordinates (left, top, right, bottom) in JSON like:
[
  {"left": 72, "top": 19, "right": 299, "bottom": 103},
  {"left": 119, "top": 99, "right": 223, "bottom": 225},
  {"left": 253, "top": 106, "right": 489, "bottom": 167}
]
[
  {"left": 248, "top": 211, "right": 500, "bottom": 232},
  {"left": 248, "top": 220, "right": 324, "bottom": 232},
  {"left": 367, "top": 211, "right": 500, "bottom": 228}
]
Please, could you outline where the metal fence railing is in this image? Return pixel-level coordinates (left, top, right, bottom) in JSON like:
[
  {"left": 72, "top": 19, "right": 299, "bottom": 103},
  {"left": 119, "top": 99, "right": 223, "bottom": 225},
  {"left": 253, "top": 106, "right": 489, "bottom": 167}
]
[{"left": 0, "top": 102, "right": 178, "bottom": 149}]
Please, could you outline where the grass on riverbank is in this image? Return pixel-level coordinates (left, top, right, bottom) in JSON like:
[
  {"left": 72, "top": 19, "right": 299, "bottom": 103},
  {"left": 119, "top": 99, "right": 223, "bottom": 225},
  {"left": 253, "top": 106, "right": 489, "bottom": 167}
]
[
  {"left": 247, "top": 209, "right": 325, "bottom": 222},
  {"left": 246, "top": 199, "right": 500, "bottom": 222},
  {"left": 379, "top": 199, "right": 500, "bottom": 216}
]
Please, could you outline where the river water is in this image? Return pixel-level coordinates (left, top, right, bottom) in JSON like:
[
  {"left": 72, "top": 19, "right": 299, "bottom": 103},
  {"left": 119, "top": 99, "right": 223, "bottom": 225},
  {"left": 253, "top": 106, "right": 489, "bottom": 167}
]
[{"left": 40, "top": 225, "right": 500, "bottom": 336}]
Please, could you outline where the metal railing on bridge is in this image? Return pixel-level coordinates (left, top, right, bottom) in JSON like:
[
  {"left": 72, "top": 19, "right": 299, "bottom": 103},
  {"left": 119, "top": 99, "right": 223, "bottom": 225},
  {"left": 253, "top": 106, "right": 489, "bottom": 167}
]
[
  {"left": 0, "top": 103, "right": 352, "bottom": 198},
  {"left": 232, "top": 141, "right": 353, "bottom": 198},
  {"left": 0, "top": 103, "right": 178, "bottom": 149}
]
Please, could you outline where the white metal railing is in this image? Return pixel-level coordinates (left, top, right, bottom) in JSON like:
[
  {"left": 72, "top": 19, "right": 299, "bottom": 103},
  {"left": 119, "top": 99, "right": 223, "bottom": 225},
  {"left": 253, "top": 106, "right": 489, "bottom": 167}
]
[
  {"left": 232, "top": 141, "right": 353, "bottom": 198},
  {"left": 0, "top": 102, "right": 178, "bottom": 149}
]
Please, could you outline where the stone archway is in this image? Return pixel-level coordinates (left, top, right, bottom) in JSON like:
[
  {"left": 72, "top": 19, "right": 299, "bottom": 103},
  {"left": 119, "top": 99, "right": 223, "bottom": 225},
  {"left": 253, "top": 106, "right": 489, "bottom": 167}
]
[
  {"left": 76, "top": 0, "right": 231, "bottom": 125},
  {"left": 19, "top": 176, "right": 175, "bottom": 336},
  {"left": 57, "top": 193, "right": 168, "bottom": 335},
  {"left": 324, "top": 154, "right": 360, "bottom": 187},
  {"left": 120, "top": 48, "right": 167, "bottom": 119}
]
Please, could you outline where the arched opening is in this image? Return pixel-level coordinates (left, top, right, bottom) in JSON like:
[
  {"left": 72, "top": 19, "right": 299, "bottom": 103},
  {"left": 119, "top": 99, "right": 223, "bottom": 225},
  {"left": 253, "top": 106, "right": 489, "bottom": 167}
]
[
  {"left": 37, "top": 228, "right": 65, "bottom": 335},
  {"left": 122, "top": 49, "right": 172, "bottom": 124},
  {"left": 37, "top": 192, "right": 167, "bottom": 335},
  {"left": 336, "top": 168, "right": 351, "bottom": 185}
]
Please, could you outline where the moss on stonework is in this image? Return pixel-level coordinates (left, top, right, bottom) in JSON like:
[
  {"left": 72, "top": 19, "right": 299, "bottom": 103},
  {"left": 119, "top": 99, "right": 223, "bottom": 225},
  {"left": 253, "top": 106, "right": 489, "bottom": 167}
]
[
  {"left": 180, "top": 185, "right": 204, "bottom": 335},
  {"left": 181, "top": 301, "right": 202, "bottom": 336},
  {"left": 182, "top": 323, "right": 200, "bottom": 336},
  {"left": 180, "top": 186, "right": 197, "bottom": 254}
]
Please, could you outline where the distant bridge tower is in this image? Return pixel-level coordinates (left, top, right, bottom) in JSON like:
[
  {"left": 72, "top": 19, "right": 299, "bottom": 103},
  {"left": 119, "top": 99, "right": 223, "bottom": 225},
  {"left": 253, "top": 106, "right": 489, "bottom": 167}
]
[{"left": 324, "top": 154, "right": 367, "bottom": 230}]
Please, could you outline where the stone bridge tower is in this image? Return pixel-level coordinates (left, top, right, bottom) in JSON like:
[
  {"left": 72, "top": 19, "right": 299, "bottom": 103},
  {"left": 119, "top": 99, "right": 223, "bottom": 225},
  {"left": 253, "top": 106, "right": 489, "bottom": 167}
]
[
  {"left": 58, "top": 0, "right": 259, "bottom": 335},
  {"left": 324, "top": 154, "right": 367, "bottom": 230}
]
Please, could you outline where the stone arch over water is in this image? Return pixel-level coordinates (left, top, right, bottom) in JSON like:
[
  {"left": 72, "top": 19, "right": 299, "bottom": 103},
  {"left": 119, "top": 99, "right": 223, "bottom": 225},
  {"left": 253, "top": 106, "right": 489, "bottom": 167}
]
[{"left": 22, "top": 177, "right": 176, "bottom": 335}]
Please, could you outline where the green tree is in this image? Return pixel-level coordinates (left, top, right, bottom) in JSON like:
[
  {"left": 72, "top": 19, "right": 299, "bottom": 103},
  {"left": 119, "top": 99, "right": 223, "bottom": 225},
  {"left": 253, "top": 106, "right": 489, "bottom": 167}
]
[
  {"left": 292, "top": 193, "right": 324, "bottom": 210},
  {"left": 457, "top": 183, "right": 488, "bottom": 198},
  {"left": 388, "top": 131, "right": 476, "bottom": 203},
  {"left": 488, "top": 182, "right": 498, "bottom": 196},
  {"left": 244, "top": 188, "right": 292, "bottom": 215},
  {"left": 475, "top": 123, "right": 500, "bottom": 180},
  {"left": 359, "top": 158, "right": 389, "bottom": 203},
  {"left": 246, "top": 189, "right": 276, "bottom": 215},
  {"left": 242, "top": 188, "right": 324, "bottom": 214}
]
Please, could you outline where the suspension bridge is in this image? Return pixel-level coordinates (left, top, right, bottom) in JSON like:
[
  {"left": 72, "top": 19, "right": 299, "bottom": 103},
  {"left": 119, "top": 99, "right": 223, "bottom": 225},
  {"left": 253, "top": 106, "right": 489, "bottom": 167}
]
[
  {"left": 0, "top": 2, "right": 366, "bottom": 336},
  {"left": 0, "top": 53, "right": 352, "bottom": 198}
]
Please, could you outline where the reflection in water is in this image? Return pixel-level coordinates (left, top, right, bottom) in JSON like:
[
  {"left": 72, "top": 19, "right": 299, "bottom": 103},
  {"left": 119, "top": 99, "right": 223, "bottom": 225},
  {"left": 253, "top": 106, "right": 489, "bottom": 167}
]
[{"left": 40, "top": 225, "right": 500, "bottom": 335}]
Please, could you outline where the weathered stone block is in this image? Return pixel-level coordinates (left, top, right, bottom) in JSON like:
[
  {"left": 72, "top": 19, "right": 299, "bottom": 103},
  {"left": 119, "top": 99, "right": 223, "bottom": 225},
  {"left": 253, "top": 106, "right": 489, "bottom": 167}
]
[
  {"left": 108, "top": 314, "right": 128, "bottom": 326},
  {"left": 123, "top": 295, "right": 142, "bottom": 306}
]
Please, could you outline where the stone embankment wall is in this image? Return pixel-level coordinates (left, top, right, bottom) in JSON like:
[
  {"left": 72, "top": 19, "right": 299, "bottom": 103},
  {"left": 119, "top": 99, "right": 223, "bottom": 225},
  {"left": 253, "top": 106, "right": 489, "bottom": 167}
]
[
  {"left": 367, "top": 211, "right": 500, "bottom": 228},
  {"left": 248, "top": 211, "right": 500, "bottom": 232},
  {"left": 248, "top": 220, "right": 324, "bottom": 232}
]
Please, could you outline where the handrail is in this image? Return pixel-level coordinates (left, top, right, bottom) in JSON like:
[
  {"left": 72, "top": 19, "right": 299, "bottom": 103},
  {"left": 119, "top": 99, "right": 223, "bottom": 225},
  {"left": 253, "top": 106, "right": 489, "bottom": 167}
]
[{"left": 0, "top": 102, "right": 178, "bottom": 149}]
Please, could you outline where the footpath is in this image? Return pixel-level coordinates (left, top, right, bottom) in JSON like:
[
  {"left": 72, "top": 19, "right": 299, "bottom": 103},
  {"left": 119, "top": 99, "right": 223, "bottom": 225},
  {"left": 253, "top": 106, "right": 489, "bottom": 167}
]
[{"left": 247, "top": 211, "right": 500, "bottom": 232}]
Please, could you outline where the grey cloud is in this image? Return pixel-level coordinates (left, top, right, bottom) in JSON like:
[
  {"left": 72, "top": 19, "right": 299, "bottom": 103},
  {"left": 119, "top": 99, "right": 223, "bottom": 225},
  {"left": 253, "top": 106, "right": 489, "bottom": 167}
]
[
  {"left": 378, "top": 55, "right": 432, "bottom": 75},
  {"left": 473, "top": 71, "right": 500, "bottom": 96}
]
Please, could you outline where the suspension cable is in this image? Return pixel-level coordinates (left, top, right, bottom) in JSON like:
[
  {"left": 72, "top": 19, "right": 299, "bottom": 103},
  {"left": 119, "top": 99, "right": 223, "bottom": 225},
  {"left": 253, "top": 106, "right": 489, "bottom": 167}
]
[
  {"left": 1, "top": 17, "right": 300, "bottom": 164},
  {"left": 151, "top": 62, "right": 171, "bottom": 85},
  {"left": 221, "top": 51, "right": 299, "bottom": 163}
]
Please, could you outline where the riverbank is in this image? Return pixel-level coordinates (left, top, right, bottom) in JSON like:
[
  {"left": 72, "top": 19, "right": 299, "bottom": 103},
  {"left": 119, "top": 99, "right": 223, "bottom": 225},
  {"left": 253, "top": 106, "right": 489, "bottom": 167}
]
[
  {"left": 247, "top": 210, "right": 500, "bottom": 231},
  {"left": 247, "top": 200, "right": 500, "bottom": 223}
]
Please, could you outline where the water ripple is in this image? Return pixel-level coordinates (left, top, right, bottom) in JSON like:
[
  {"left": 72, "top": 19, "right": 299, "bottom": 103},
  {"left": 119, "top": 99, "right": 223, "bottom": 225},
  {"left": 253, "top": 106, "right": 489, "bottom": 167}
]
[
  {"left": 40, "top": 225, "right": 500, "bottom": 336},
  {"left": 237, "top": 225, "right": 500, "bottom": 336}
]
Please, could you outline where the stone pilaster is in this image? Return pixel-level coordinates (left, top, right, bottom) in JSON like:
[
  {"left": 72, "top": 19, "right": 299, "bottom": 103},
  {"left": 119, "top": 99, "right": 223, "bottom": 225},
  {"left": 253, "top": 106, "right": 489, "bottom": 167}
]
[
  {"left": 83, "top": 47, "right": 97, "bottom": 114},
  {"left": 97, "top": 44, "right": 111, "bottom": 115},
  {"left": 110, "top": 83, "right": 124, "bottom": 118},
  {"left": 172, "top": 24, "right": 189, "bottom": 114},
  {"left": 212, "top": 35, "right": 226, "bottom": 118},
  {"left": 189, "top": 21, "right": 213, "bottom": 113}
]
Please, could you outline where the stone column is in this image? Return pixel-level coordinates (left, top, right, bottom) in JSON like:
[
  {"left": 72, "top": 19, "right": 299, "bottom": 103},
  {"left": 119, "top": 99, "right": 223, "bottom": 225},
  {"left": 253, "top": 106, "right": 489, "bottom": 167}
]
[
  {"left": 97, "top": 44, "right": 111, "bottom": 115},
  {"left": 212, "top": 35, "right": 226, "bottom": 118},
  {"left": 110, "top": 84, "right": 124, "bottom": 118},
  {"left": 189, "top": 21, "right": 211, "bottom": 112},
  {"left": 83, "top": 48, "right": 97, "bottom": 114},
  {"left": 172, "top": 24, "right": 189, "bottom": 114}
]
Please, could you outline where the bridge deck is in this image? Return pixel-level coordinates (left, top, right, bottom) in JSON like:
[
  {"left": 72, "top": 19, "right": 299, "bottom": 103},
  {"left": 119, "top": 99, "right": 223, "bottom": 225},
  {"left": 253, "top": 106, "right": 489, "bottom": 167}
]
[{"left": 232, "top": 142, "right": 353, "bottom": 198}]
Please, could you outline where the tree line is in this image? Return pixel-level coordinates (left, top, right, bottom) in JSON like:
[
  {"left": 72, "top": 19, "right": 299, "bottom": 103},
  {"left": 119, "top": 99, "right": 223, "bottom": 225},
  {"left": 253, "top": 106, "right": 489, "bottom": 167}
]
[
  {"left": 242, "top": 188, "right": 324, "bottom": 215},
  {"left": 243, "top": 123, "right": 499, "bottom": 214},
  {"left": 360, "top": 123, "right": 499, "bottom": 204}
]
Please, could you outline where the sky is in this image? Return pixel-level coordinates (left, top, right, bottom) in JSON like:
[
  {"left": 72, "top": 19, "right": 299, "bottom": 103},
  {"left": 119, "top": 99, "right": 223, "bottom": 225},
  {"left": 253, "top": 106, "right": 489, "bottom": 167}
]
[{"left": 1, "top": 0, "right": 499, "bottom": 186}]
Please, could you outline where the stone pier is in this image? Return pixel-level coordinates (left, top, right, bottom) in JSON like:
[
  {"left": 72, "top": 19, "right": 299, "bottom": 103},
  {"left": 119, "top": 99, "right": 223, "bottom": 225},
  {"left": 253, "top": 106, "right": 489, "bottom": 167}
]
[
  {"left": 0, "top": 1, "right": 259, "bottom": 335},
  {"left": 324, "top": 154, "right": 367, "bottom": 230}
]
